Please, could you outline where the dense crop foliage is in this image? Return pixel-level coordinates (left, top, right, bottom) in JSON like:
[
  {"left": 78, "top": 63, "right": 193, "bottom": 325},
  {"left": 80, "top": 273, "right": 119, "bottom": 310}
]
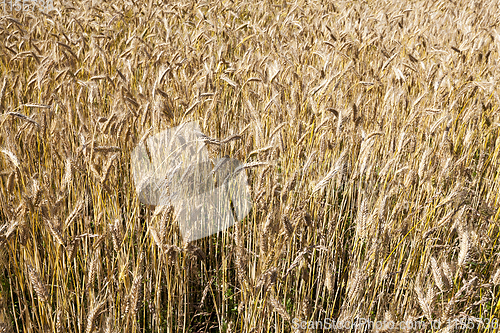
[{"left": 1, "top": 0, "right": 500, "bottom": 332}]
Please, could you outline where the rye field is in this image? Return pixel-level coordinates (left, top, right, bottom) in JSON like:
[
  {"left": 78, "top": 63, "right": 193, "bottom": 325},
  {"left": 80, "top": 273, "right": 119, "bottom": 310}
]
[{"left": 1, "top": 0, "right": 500, "bottom": 332}]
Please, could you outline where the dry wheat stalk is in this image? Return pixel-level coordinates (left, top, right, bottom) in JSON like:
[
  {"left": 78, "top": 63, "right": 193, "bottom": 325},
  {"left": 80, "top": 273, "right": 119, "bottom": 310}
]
[
  {"left": 268, "top": 293, "right": 290, "bottom": 322},
  {"left": 55, "top": 310, "right": 62, "bottom": 333},
  {"left": 27, "top": 265, "right": 49, "bottom": 303},
  {"left": 108, "top": 220, "right": 121, "bottom": 253},
  {"left": 87, "top": 250, "right": 99, "bottom": 290},
  {"left": 199, "top": 277, "right": 216, "bottom": 308},
  {"left": 234, "top": 221, "right": 250, "bottom": 287},
  {"left": 325, "top": 262, "right": 335, "bottom": 294},
  {"left": 311, "top": 150, "right": 346, "bottom": 194},
  {"left": 346, "top": 268, "right": 365, "bottom": 304},
  {"left": 85, "top": 300, "right": 106, "bottom": 333},
  {"left": 491, "top": 268, "right": 500, "bottom": 286},
  {"left": 457, "top": 227, "right": 469, "bottom": 268},
  {"left": 430, "top": 256, "right": 445, "bottom": 292},
  {"left": 442, "top": 260, "right": 455, "bottom": 287},
  {"left": 64, "top": 198, "right": 85, "bottom": 229},
  {"left": 259, "top": 212, "right": 273, "bottom": 256},
  {"left": 0, "top": 150, "right": 20, "bottom": 168},
  {"left": 124, "top": 252, "right": 144, "bottom": 319},
  {"left": 0, "top": 77, "right": 7, "bottom": 108},
  {"left": 45, "top": 219, "right": 65, "bottom": 246},
  {"left": 126, "top": 274, "right": 143, "bottom": 319},
  {"left": 355, "top": 198, "right": 369, "bottom": 240},
  {"left": 414, "top": 283, "right": 432, "bottom": 322}
]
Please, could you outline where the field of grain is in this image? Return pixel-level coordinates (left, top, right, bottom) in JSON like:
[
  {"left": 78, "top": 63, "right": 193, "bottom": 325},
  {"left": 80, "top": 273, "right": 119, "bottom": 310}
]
[{"left": 1, "top": 0, "right": 500, "bottom": 332}]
